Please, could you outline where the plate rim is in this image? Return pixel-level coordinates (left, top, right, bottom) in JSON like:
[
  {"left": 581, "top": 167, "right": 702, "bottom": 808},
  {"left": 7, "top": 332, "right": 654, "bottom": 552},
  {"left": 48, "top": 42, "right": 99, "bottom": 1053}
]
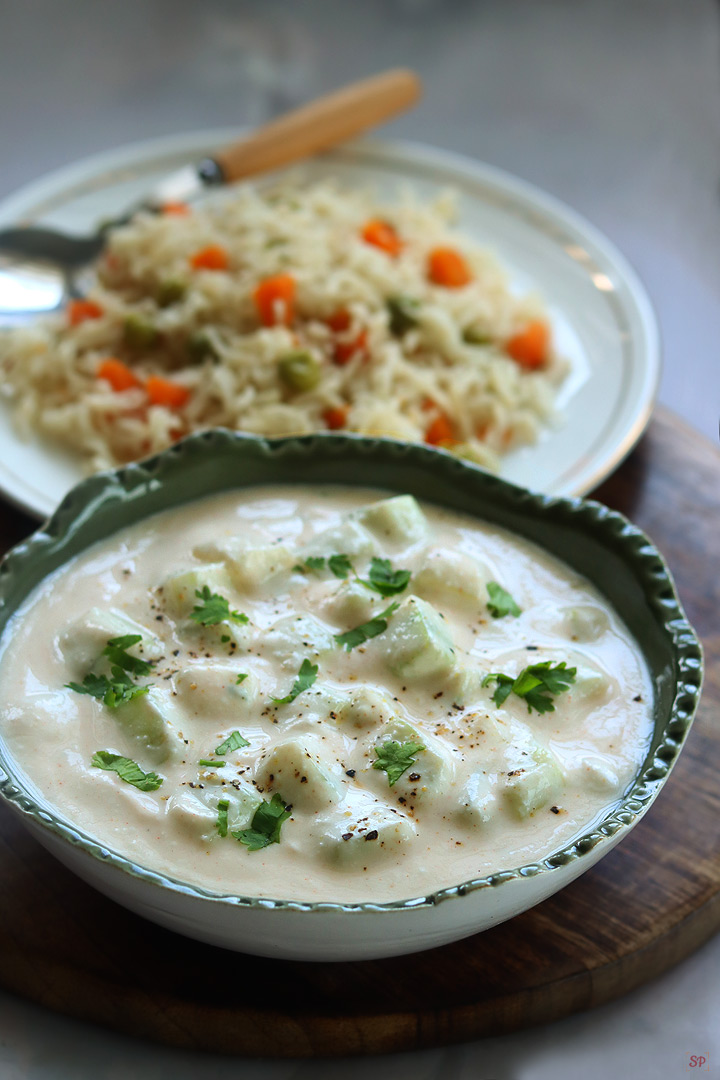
[{"left": 0, "top": 130, "right": 661, "bottom": 519}]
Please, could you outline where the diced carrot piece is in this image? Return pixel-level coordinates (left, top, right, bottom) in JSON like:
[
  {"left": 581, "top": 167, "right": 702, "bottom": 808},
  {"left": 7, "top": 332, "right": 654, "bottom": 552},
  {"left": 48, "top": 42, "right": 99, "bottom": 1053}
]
[
  {"left": 326, "top": 309, "right": 368, "bottom": 364},
  {"left": 145, "top": 375, "right": 191, "bottom": 409},
  {"left": 190, "top": 244, "right": 229, "bottom": 271},
  {"left": 425, "top": 414, "right": 457, "bottom": 446},
  {"left": 326, "top": 309, "right": 352, "bottom": 333},
  {"left": 427, "top": 247, "right": 473, "bottom": 288},
  {"left": 162, "top": 202, "right": 190, "bottom": 216},
  {"left": 334, "top": 328, "right": 368, "bottom": 366},
  {"left": 68, "top": 299, "right": 103, "bottom": 326},
  {"left": 253, "top": 273, "right": 296, "bottom": 327},
  {"left": 96, "top": 357, "right": 142, "bottom": 392},
  {"left": 361, "top": 219, "right": 403, "bottom": 257},
  {"left": 322, "top": 405, "right": 349, "bottom": 430},
  {"left": 505, "top": 321, "right": 550, "bottom": 370},
  {"left": 421, "top": 396, "right": 436, "bottom": 412}
]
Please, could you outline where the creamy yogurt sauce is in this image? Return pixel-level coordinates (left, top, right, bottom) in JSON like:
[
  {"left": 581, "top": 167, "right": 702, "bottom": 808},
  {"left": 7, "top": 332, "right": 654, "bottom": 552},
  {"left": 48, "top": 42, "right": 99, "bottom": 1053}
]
[{"left": 0, "top": 487, "right": 653, "bottom": 903}]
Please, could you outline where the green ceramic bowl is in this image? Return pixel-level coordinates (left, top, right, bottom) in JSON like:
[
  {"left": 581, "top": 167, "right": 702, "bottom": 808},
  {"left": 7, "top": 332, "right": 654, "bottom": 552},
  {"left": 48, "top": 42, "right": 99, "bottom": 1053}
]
[{"left": 0, "top": 432, "right": 703, "bottom": 960}]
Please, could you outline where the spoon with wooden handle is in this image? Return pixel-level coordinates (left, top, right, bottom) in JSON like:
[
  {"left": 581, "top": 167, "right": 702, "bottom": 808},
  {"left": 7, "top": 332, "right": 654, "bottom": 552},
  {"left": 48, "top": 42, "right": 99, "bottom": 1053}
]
[{"left": 0, "top": 68, "right": 421, "bottom": 319}]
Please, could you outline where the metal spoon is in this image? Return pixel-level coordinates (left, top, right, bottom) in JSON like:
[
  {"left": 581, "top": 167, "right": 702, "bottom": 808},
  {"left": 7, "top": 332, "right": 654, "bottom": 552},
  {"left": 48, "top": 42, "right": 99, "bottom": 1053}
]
[{"left": 0, "top": 69, "right": 421, "bottom": 325}]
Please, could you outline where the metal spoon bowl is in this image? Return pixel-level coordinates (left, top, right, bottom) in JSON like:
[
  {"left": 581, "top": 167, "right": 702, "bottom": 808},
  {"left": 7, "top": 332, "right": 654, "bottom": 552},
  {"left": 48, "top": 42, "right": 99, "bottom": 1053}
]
[{"left": 0, "top": 229, "right": 110, "bottom": 325}]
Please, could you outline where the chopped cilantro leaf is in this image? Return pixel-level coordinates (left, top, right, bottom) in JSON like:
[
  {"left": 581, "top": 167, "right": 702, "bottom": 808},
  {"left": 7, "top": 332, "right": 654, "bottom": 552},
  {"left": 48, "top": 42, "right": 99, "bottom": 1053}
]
[
  {"left": 91, "top": 751, "right": 163, "bottom": 791},
  {"left": 66, "top": 667, "right": 149, "bottom": 709},
  {"left": 66, "top": 672, "right": 112, "bottom": 700},
  {"left": 233, "top": 793, "right": 291, "bottom": 851},
  {"left": 189, "top": 585, "right": 248, "bottom": 627},
  {"left": 334, "top": 601, "right": 400, "bottom": 651},
  {"left": 215, "top": 730, "right": 250, "bottom": 755},
  {"left": 295, "top": 553, "right": 352, "bottom": 579},
  {"left": 328, "top": 553, "right": 353, "bottom": 579},
  {"left": 216, "top": 799, "right": 230, "bottom": 838},
  {"left": 481, "top": 671, "right": 514, "bottom": 706},
  {"left": 295, "top": 555, "right": 326, "bottom": 574},
  {"left": 102, "top": 634, "right": 153, "bottom": 677},
  {"left": 482, "top": 661, "right": 576, "bottom": 714},
  {"left": 235, "top": 673, "right": 248, "bottom": 685},
  {"left": 486, "top": 582, "right": 522, "bottom": 619},
  {"left": 271, "top": 658, "right": 318, "bottom": 704},
  {"left": 359, "top": 557, "right": 411, "bottom": 598},
  {"left": 373, "top": 739, "right": 425, "bottom": 787}
]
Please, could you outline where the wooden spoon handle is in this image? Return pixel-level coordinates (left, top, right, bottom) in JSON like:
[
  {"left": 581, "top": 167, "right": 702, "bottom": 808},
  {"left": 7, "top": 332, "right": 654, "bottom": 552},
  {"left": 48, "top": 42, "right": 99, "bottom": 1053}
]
[{"left": 214, "top": 69, "right": 422, "bottom": 183}]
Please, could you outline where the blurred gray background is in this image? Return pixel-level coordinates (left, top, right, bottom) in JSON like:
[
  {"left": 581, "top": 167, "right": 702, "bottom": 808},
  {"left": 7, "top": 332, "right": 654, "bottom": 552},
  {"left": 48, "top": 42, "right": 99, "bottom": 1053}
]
[{"left": 1, "top": 0, "right": 718, "bottom": 442}]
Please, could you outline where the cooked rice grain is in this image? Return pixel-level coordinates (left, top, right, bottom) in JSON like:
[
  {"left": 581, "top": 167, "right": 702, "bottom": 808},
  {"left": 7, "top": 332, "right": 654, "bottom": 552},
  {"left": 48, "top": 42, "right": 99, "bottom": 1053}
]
[{"left": 0, "top": 180, "right": 567, "bottom": 471}]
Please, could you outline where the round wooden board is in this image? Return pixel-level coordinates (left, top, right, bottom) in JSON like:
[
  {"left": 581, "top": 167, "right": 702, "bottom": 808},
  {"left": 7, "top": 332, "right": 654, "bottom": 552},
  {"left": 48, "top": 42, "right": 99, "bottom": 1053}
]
[{"left": 0, "top": 407, "right": 717, "bottom": 1058}]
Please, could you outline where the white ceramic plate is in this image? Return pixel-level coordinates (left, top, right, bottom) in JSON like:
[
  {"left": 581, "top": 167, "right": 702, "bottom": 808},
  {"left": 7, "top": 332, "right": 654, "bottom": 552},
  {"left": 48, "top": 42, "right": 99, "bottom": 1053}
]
[{"left": 0, "top": 131, "right": 660, "bottom": 519}]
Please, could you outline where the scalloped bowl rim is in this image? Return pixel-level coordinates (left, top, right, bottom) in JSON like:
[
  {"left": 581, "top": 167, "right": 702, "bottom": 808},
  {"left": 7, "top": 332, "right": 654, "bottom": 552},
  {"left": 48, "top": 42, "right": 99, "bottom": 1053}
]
[{"left": 0, "top": 430, "right": 703, "bottom": 915}]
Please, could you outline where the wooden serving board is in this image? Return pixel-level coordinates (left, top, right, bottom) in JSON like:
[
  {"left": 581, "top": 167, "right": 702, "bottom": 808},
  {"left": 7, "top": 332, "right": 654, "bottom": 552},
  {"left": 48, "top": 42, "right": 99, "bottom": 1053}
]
[{"left": 0, "top": 406, "right": 717, "bottom": 1058}]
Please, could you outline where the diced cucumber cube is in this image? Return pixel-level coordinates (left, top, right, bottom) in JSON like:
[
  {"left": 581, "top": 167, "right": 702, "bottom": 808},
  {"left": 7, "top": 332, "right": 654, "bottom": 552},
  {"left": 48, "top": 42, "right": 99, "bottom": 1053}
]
[
  {"left": 333, "top": 687, "right": 397, "bottom": 729},
  {"left": 194, "top": 537, "right": 294, "bottom": 593},
  {"left": 227, "top": 671, "right": 259, "bottom": 704},
  {"left": 288, "top": 685, "right": 348, "bottom": 724},
  {"left": 444, "top": 665, "right": 486, "bottom": 706},
  {"left": 413, "top": 550, "right": 487, "bottom": 610},
  {"left": 381, "top": 595, "right": 456, "bottom": 681},
  {"left": 255, "top": 736, "right": 343, "bottom": 811},
  {"left": 174, "top": 663, "right": 259, "bottom": 719},
  {"left": 59, "top": 607, "right": 163, "bottom": 676},
  {"left": 354, "top": 495, "right": 428, "bottom": 546},
  {"left": 160, "top": 564, "right": 233, "bottom": 620},
  {"left": 179, "top": 615, "right": 253, "bottom": 655},
  {"left": 560, "top": 605, "right": 610, "bottom": 643},
  {"left": 260, "top": 613, "right": 335, "bottom": 671},
  {"left": 570, "top": 665, "right": 610, "bottom": 703},
  {"left": 503, "top": 745, "right": 564, "bottom": 819},
  {"left": 571, "top": 754, "right": 620, "bottom": 794},
  {"left": 373, "top": 716, "right": 452, "bottom": 796},
  {"left": 300, "top": 518, "right": 377, "bottom": 560},
  {"left": 166, "top": 790, "right": 216, "bottom": 840},
  {"left": 322, "top": 580, "right": 379, "bottom": 626},
  {"left": 455, "top": 771, "right": 497, "bottom": 827},
  {"left": 198, "top": 773, "right": 261, "bottom": 829},
  {"left": 315, "top": 790, "right": 416, "bottom": 867},
  {"left": 193, "top": 536, "right": 245, "bottom": 561},
  {"left": 167, "top": 782, "right": 261, "bottom": 842},
  {"left": 220, "top": 784, "right": 262, "bottom": 831},
  {"left": 114, "top": 687, "right": 184, "bottom": 764},
  {"left": 228, "top": 545, "right": 294, "bottom": 593}
]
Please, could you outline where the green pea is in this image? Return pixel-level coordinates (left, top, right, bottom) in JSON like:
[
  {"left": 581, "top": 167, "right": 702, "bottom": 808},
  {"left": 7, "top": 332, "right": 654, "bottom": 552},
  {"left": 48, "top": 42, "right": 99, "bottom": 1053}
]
[
  {"left": 157, "top": 279, "right": 187, "bottom": 307},
  {"left": 462, "top": 326, "right": 493, "bottom": 346},
  {"left": 186, "top": 330, "right": 219, "bottom": 363},
  {"left": 386, "top": 295, "right": 420, "bottom": 336},
  {"left": 124, "top": 314, "right": 159, "bottom": 350},
  {"left": 278, "top": 350, "right": 321, "bottom": 392}
]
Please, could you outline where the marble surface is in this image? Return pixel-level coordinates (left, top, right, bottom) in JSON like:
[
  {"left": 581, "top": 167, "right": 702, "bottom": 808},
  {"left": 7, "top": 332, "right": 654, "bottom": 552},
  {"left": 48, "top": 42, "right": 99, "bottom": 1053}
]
[{"left": 0, "top": 0, "right": 718, "bottom": 1074}]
